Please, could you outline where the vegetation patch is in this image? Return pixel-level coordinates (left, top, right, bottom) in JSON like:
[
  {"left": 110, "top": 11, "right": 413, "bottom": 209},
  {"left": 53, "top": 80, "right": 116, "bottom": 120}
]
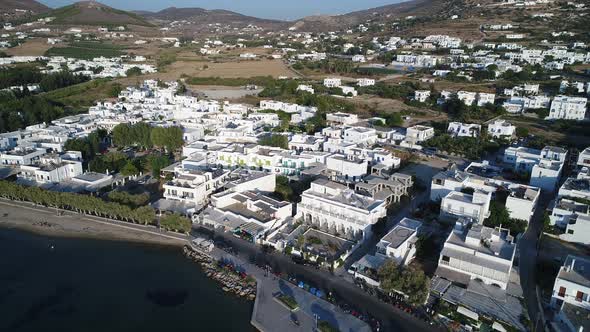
[
  {"left": 378, "top": 259, "right": 430, "bottom": 306},
  {"left": 277, "top": 294, "right": 299, "bottom": 310},
  {"left": 45, "top": 44, "right": 126, "bottom": 60},
  {"left": 318, "top": 320, "right": 339, "bottom": 332},
  {"left": 185, "top": 76, "right": 277, "bottom": 87}
]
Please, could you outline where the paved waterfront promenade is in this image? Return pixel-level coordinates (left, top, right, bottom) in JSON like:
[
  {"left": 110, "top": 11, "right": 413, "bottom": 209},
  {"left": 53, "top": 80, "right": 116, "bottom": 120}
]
[{"left": 204, "top": 246, "right": 372, "bottom": 332}]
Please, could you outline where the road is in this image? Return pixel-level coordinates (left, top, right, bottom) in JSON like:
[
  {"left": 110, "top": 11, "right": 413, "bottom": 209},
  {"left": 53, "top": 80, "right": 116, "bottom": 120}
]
[{"left": 518, "top": 194, "right": 551, "bottom": 332}]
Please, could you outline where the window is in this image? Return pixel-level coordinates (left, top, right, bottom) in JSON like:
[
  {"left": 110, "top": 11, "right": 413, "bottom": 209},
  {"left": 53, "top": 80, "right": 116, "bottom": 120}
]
[
  {"left": 576, "top": 291, "right": 585, "bottom": 302},
  {"left": 442, "top": 255, "right": 450, "bottom": 262},
  {"left": 558, "top": 286, "right": 566, "bottom": 297},
  {"left": 567, "top": 230, "right": 574, "bottom": 235}
]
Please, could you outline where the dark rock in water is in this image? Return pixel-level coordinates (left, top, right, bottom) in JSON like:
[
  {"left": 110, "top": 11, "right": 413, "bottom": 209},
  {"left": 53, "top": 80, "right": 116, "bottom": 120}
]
[{"left": 146, "top": 289, "right": 188, "bottom": 307}]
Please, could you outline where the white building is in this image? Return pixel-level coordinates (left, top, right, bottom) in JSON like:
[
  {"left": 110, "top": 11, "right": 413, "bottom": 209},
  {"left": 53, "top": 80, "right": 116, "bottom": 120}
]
[
  {"left": 1, "top": 147, "right": 46, "bottom": 166},
  {"left": 559, "top": 177, "right": 590, "bottom": 201},
  {"left": 326, "top": 112, "right": 358, "bottom": 126},
  {"left": 548, "top": 96, "right": 588, "bottom": 121},
  {"left": 357, "top": 78, "right": 375, "bottom": 87},
  {"left": 440, "top": 190, "right": 492, "bottom": 224},
  {"left": 324, "top": 78, "right": 342, "bottom": 88},
  {"left": 504, "top": 146, "right": 567, "bottom": 192},
  {"left": 343, "top": 127, "right": 378, "bottom": 145},
  {"left": 414, "top": 90, "right": 431, "bottom": 103},
  {"left": 487, "top": 119, "right": 516, "bottom": 139},
  {"left": 551, "top": 255, "right": 590, "bottom": 310},
  {"left": 477, "top": 93, "right": 496, "bottom": 107},
  {"left": 18, "top": 152, "right": 83, "bottom": 184},
  {"left": 549, "top": 198, "right": 590, "bottom": 245},
  {"left": 576, "top": 147, "right": 590, "bottom": 170},
  {"left": 297, "top": 84, "right": 315, "bottom": 94},
  {"left": 163, "top": 165, "right": 229, "bottom": 208},
  {"left": 447, "top": 122, "right": 481, "bottom": 138},
  {"left": 299, "top": 178, "right": 387, "bottom": 240},
  {"left": 375, "top": 217, "right": 422, "bottom": 265},
  {"left": 326, "top": 154, "right": 369, "bottom": 181},
  {"left": 352, "top": 55, "right": 366, "bottom": 63},
  {"left": 201, "top": 190, "right": 292, "bottom": 242},
  {"left": 431, "top": 166, "right": 539, "bottom": 222},
  {"left": 531, "top": 147, "right": 568, "bottom": 192},
  {"left": 405, "top": 125, "right": 434, "bottom": 143},
  {"left": 340, "top": 86, "right": 358, "bottom": 97},
  {"left": 457, "top": 91, "right": 477, "bottom": 106},
  {"left": 436, "top": 223, "right": 516, "bottom": 290}
]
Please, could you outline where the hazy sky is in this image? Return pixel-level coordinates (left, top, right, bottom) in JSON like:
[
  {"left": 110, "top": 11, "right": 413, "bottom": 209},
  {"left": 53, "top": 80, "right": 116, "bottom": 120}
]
[{"left": 38, "top": 0, "right": 403, "bottom": 20}]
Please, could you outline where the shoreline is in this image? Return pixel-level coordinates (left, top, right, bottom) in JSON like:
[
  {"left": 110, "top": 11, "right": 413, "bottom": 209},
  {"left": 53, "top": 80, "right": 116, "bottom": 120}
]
[{"left": 0, "top": 199, "right": 185, "bottom": 247}]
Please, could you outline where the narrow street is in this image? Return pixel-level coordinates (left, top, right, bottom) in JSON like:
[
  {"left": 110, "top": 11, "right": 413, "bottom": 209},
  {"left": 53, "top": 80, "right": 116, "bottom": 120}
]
[{"left": 518, "top": 194, "right": 552, "bottom": 332}]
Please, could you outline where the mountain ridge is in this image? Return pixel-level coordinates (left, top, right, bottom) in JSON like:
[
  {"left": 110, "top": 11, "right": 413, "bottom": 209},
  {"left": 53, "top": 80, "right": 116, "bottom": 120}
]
[
  {"left": 42, "top": 1, "right": 154, "bottom": 27},
  {"left": 0, "top": 0, "right": 49, "bottom": 13}
]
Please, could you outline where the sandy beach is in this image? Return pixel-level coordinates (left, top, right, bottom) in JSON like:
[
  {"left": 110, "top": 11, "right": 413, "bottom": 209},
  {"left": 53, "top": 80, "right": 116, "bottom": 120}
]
[{"left": 0, "top": 199, "right": 185, "bottom": 247}]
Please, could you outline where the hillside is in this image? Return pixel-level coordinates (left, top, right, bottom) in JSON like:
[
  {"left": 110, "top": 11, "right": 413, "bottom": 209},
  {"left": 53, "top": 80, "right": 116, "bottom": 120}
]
[
  {"left": 290, "top": 0, "right": 458, "bottom": 32},
  {"left": 0, "top": 0, "right": 49, "bottom": 22},
  {"left": 43, "top": 1, "right": 153, "bottom": 27},
  {"left": 139, "top": 6, "right": 285, "bottom": 30},
  {"left": 0, "top": 0, "right": 49, "bottom": 13}
]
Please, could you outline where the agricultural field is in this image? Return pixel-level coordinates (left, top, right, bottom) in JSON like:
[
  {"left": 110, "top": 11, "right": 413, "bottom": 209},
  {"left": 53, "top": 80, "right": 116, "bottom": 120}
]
[
  {"left": 45, "top": 41, "right": 126, "bottom": 59},
  {"left": 351, "top": 95, "right": 448, "bottom": 125},
  {"left": 118, "top": 58, "right": 295, "bottom": 82},
  {"left": 5, "top": 38, "right": 53, "bottom": 56}
]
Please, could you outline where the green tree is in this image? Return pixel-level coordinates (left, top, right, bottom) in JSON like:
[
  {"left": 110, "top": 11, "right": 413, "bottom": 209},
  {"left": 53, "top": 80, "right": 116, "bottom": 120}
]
[
  {"left": 275, "top": 175, "right": 294, "bottom": 201},
  {"left": 515, "top": 127, "right": 529, "bottom": 138},
  {"left": 258, "top": 134, "right": 288, "bottom": 149},
  {"left": 151, "top": 126, "right": 184, "bottom": 152},
  {"left": 0, "top": 181, "right": 156, "bottom": 226},
  {"left": 112, "top": 123, "right": 133, "bottom": 147},
  {"left": 147, "top": 154, "right": 171, "bottom": 177},
  {"left": 160, "top": 213, "right": 191, "bottom": 233},
  {"left": 120, "top": 161, "right": 139, "bottom": 177},
  {"left": 378, "top": 259, "right": 429, "bottom": 306},
  {"left": 108, "top": 83, "right": 123, "bottom": 98},
  {"left": 125, "top": 67, "right": 143, "bottom": 77}
]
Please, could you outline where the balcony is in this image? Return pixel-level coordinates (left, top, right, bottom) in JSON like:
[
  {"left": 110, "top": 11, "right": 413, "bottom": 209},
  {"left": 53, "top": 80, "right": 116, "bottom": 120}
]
[{"left": 299, "top": 204, "right": 368, "bottom": 226}]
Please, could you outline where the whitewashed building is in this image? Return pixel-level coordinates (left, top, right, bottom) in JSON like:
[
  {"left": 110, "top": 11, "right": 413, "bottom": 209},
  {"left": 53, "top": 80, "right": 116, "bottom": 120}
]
[
  {"left": 576, "top": 147, "right": 590, "bottom": 170},
  {"left": 447, "top": 122, "right": 481, "bottom": 138},
  {"left": 436, "top": 222, "right": 517, "bottom": 290},
  {"left": 440, "top": 190, "right": 492, "bottom": 224},
  {"left": 326, "top": 112, "right": 358, "bottom": 126},
  {"left": 18, "top": 152, "right": 83, "bottom": 184},
  {"left": 405, "top": 125, "right": 434, "bottom": 144},
  {"left": 299, "top": 178, "right": 387, "bottom": 240},
  {"left": 551, "top": 255, "right": 590, "bottom": 310},
  {"left": 357, "top": 78, "right": 375, "bottom": 87},
  {"left": 487, "top": 120, "right": 516, "bottom": 139},
  {"left": 414, "top": 90, "right": 431, "bottom": 103},
  {"left": 375, "top": 217, "right": 423, "bottom": 265},
  {"left": 548, "top": 96, "right": 588, "bottom": 121},
  {"left": 324, "top": 78, "right": 342, "bottom": 88}
]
